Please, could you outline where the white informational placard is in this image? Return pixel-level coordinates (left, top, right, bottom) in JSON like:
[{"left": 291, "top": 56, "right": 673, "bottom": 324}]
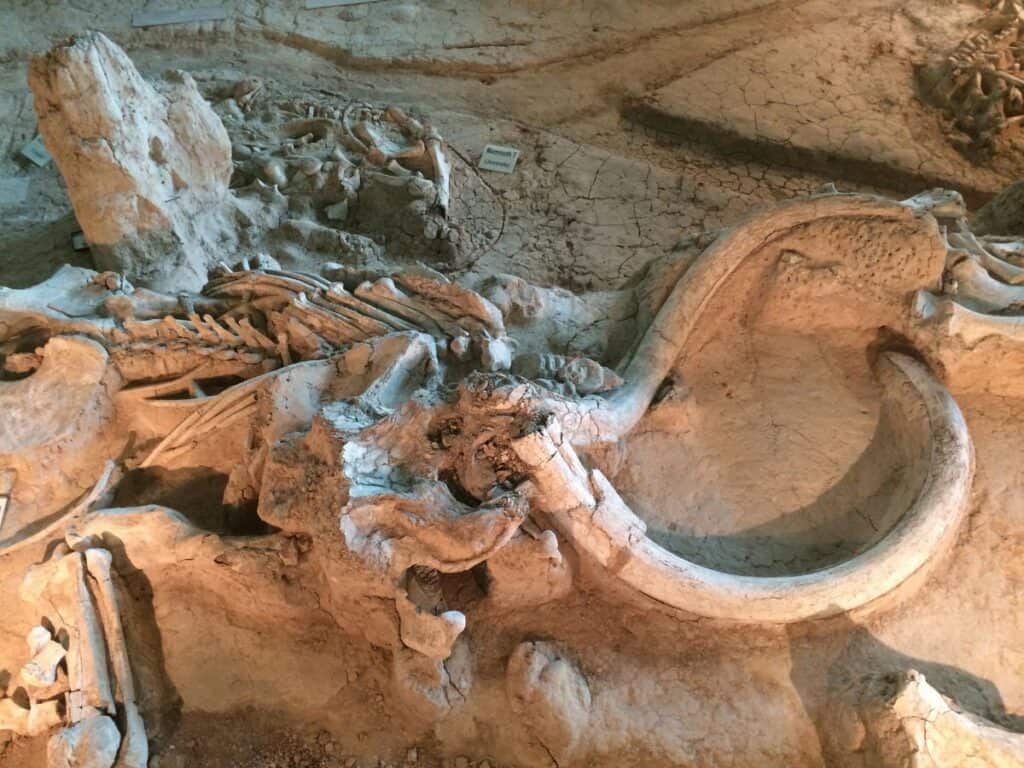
[
  {"left": 478, "top": 144, "right": 520, "bottom": 174},
  {"left": 20, "top": 136, "right": 51, "bottom": 167},
  {"left": 71, "top": 232, "right": 90, "bottom": 251},
  {"left": 132, "top": 6, "right": 227, "bottom": 27},
  {"left": 0, "top": 177, "right": 30, "bottom": 205}
]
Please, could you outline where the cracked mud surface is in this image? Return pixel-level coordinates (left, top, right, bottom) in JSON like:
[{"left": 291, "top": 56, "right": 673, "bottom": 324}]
[{"left": 2, "top": 2, "right": 1024, "bottom": 767}]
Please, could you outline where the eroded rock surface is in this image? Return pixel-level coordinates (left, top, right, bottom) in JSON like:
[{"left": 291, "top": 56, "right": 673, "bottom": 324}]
[{"left": 29, "top": 32, "right": 234, "bottom": 291}]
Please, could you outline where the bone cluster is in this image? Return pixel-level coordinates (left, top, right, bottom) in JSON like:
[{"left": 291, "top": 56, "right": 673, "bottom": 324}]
[{"left": 917, "top": 0, "right": 1024, "bottom": 150}]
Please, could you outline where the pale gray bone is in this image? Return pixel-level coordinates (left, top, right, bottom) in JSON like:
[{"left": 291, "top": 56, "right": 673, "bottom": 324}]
[{"left": 84, "top": 548, "right": 148, "bottom": 768}]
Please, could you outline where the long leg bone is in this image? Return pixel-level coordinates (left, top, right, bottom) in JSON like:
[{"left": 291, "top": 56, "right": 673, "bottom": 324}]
[
  {"left": 84, "top": 548, "right": 148, "bottom": 768},
  {"left": 21, "top": 551, "right": 117, "bottom": 723}
]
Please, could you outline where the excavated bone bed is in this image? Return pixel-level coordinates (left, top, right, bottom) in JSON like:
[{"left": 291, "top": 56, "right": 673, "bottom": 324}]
[{"left": 614, "top": 333, "right": 921, "bottom": 577}]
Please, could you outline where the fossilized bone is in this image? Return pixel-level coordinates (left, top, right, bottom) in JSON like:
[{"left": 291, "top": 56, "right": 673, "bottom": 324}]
[
  {"left": 917, "top": 2, "right": 1024, "bottom": 149},
  {"left": 536, "top": 195, "right": 941, "bottom": 445},
  {"left": 83, "top": 548, "right": 147, "bottom": 768},
  {"left": 901, "top": 188, "right": 967, "bottom": 220},
  {"left": 506, "top": 641, "right": 591, "bottom": 767},
  {"left": 946, "top": 228, "right": 1024, "bottom": 284},
  {"left": 847, "top": 670, "right": 1024, "bottom": 767},
  {"left": 915, "top": 289, "right": 1024, "bottom": 346},
  {"left": 0, "top": 626, "right": 65, "bottom": 737},
  {"left": 1, "top": 460, "right": 115, "bottom": 558},
  {"left": 20, "top": 626, "right": 66, "bottom": 688},
  {"left": 945, "top": 255, "right": 1024, "bottom": 312},
  {"left": 511, "top": 352, "right": 973, "bottom": 623},
  {"left": 511, "top": 352, "right": 623, "bottom": 396},
  {"left": 341, "top": 483, "right": 529, "bottom": 578},
  {"left": 21, "top": 551, "right": 117, "bottom": 723},
  {"left": 204, "top": 265, "right": 513, "bottom": 370},
  {"left": 0, "top": 697, "right": 62, "bottom": 738}
]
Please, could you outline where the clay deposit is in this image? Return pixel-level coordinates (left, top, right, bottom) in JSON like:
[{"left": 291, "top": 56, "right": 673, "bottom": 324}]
[{"left": 1, "top": 4, "right": 1024, "bottom": 768}]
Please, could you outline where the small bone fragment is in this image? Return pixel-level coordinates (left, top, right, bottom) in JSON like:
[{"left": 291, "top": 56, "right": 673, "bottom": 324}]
[
  {"left": 85, "top": 548, "right": 148, "bottom": 768},
  {"left": 26, "top": 624, "right": 52, "bottom": 656},
  {"left": 901, "top": 188, "right": 967, "bottom": 219},
  {"left": 21, "top": 631, "right": 67, "bottom": 688},
  {"left": 424, "top": 127, "right": 450, "bottom": 213},
  {"left": 0, "top": 468, "right": 14, "bottom": 532},
  {"left": 0, "top": 697, "right": 62, "bottom": 736},
  {"left": 396, "top": 593, "right": 466, "bottom": 661}
]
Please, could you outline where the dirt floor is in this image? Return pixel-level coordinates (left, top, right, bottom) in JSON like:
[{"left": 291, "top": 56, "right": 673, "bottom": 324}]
[{"left": 2, "top": 1, "right": 1024, "bottom": 767}]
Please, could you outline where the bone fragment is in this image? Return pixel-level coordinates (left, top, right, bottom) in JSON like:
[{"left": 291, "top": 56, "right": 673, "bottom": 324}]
[
  {"left": 947, "top": 257, "right": 1024, "bottom": 312},
  {"left": 0, "top": 697, "right": 62, "bottom": 736},
  {"left": 48, "top": 714, "right": 121, "bottom": 768},
  {"left": 854, "top": 670, "right": 1024, "bottom": 767}
]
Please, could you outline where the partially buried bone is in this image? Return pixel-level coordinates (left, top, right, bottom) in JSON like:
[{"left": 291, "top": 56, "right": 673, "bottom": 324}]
[
  {"left": 84, "top": 548, "right": 148, "bottom": 768},
  {"left": 0, "top": 697, "right": 62, "bottom": 737},
  {"left": 915, "top": 290, "right": 1024, "bottom": 346},
  {"left": 945, "top": 256, "right": 1024, "bottom": 312},
  {"left": 48, "top": 714, "right": 121, "bottom": 768},
  {"left": 511, "top": 352, "right": 623, "bottom": 396},
  {"left": 20, "top": 625, "right": 67, "bottom": 688},
  {"left": 21, "top": 550, "right": 116, "bottom": 723},
  {"left": 848, "top": 670, "right": 1024, "bottom": 767},
  {"left": 506, "top": 641, "right": 592, "bottom": 768},
  {"left": 947, "top": 228, "right": 1024, "bottom": 285}
]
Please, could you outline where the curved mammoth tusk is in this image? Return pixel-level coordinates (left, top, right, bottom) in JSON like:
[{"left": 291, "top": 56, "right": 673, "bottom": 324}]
[
  {"left": 556, "top": 195, "right": 934, "bottom": 445},
  {"left": 514, "top": 352, "right": 973, "bottom": 623}
]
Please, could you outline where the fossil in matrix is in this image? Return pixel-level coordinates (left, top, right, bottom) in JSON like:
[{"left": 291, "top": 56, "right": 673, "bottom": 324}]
[
  {"left": 4, "top": 30, "right": 1024, "bottom": 768},
  {"left": 917, "top": 0, "right": 1024, "bottom": 151}
]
